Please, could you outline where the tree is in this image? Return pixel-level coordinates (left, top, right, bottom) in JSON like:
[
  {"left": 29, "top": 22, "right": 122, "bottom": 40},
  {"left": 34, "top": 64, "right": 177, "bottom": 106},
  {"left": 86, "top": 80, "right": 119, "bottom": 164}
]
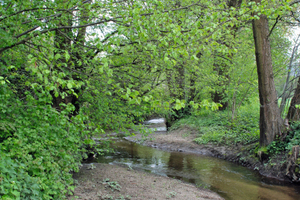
[
  {"left": 211, "top": 0, "right": 243, "bottom": 111},
  {"left": 279, "top": 34, "right": 300, "bottom": 118},
  {"left": 252, "top": 0, "right": 283, "bottom": 146},
  {"left": 227, "top": 26, "right": 258, "bottom": 121},
  {"left": 287, "top": 77, "right": 300, "bottom": 121}
]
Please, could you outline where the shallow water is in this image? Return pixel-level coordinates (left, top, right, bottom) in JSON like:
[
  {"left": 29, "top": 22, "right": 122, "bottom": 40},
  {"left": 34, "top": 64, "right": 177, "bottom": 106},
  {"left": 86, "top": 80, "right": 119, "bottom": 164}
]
[{"left": 91, "top": 139, "right": 300, "bottom": 200}]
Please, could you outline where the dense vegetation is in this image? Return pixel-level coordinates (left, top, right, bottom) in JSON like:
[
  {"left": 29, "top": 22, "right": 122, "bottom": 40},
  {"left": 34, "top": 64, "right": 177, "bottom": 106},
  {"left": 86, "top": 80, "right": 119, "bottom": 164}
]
[{"left": 1, "top": 0, "right": 300, "bottom": 199}]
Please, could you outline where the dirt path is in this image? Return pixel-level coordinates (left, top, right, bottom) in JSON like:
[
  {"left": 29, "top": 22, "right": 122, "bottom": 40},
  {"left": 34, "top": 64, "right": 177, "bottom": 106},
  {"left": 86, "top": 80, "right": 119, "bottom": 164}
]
[{"left": 68, "top": 163, "right": 223, "bottom": 200}]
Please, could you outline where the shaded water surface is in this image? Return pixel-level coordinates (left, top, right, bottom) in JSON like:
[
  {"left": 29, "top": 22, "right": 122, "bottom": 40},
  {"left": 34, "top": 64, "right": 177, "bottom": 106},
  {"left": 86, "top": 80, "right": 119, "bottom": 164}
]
[{"left": 92, "top": 139, "right": 300, "bottom": 200}]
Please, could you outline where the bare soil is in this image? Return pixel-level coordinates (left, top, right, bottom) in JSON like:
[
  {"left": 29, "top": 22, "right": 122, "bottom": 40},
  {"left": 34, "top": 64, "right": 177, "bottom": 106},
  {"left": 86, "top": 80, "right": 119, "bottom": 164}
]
[{"left": 67, "top": 163, "right": 223, "bottom": 200}]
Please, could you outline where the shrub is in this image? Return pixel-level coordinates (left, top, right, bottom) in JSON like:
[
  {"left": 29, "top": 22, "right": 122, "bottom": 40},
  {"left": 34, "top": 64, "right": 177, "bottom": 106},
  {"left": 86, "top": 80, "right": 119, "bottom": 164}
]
[
  {"left": 0, "top": 86, "right": 92, "bottom": 199},
  {"left": 286, "top": 121, "right": 300, "bottom": 150},
  {"left": 173, "top": 102, "right": 259, "bottom": 145},
  {"left": 0, "top": 152, "right": 42, "bottom": 200},
  {"left": 267, "top": 140, "right": 287, "bottom": 155}
]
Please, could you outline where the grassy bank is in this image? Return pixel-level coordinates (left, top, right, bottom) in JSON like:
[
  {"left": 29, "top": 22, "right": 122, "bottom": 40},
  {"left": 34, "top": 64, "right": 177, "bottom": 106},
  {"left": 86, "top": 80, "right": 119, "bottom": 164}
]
[{"left": 171, "top": 102, "right": 260, "bottom": 146}]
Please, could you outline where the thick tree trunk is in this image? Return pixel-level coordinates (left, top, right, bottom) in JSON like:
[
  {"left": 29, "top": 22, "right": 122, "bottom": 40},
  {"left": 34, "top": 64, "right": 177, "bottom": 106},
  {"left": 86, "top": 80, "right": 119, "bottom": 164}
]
[
  {"left": 252, "top": 1, "right": 283, "bottom": 146},
  {"left": 287, "top": 77, "right": 300, "bottom": 121}
]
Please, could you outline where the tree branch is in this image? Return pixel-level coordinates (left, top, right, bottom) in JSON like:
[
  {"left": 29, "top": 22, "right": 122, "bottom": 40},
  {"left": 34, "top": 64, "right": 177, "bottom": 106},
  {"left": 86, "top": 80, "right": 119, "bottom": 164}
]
[
  {"left": 6, "top": 0, "right": 92, "bottom": 39},
  {"left": 290, "top": 0, "right": 300, "bottom": 5},
  {"left": 1, "top": 8, "right": 57, "bottom": 22},
  {"left": 268, "top": 16, "right": 280, "bottom": 38},
  {"left": 291, "top": 11, "right": 300, "bottom": 23},
  {"left": 0, "top": 18, "right": 116, "bottom": 55},
  {"left": 16, "top": 26, "right": 40, "bottom": 39},
  {"left": 0, "top": 0, "right": 91, "bottom": 23},
  {"left": 140, "top": 2, "right": 204, "bottom": 16},
  {"left": 0, "top": 1, "right": 216, "bottom": 55}
]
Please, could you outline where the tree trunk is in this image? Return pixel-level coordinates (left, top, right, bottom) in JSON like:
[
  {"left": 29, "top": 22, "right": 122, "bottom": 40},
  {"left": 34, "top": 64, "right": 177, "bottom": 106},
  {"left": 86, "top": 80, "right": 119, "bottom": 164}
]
[
  {"left": 166, "top": 63, "right": 187, "bottom": 122},
  {"left": 279, "top": 35, "right": 300, "bottom": 117},
  {"left": 287, "top": 76, "right": 300, "bottom": 121},
  {"left": 52, "top": 16, "right": 75, "bottom": 113},
  {"left": 52, "top": 2, "right": 89, "bottom": 115},
  {"left": 211, "top": 0, "right": 242, "bottom": 110},
  {"left": 212, "top": 61, "right": 229, "bottom": 111},
  {"left": 177, "top": 64, "right": 185, "bottom": 100},
  {"left": 252, "top": 0, "right": 283, "bottom": 146},
  {"left": 286, "top": 145, "right": 300, "bottom": 182},
  {"left": 189, "top": 70, "right": 197, "bottom": 102}
]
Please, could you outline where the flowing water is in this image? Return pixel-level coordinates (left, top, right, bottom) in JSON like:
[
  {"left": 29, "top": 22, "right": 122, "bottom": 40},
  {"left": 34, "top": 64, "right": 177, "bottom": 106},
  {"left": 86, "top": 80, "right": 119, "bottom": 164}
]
[
  {"left": 90, "top": 139, "right": 300, "bottom": 200},
  {"left": 90, "top": 118, "right": 300, "bottom": 200}
]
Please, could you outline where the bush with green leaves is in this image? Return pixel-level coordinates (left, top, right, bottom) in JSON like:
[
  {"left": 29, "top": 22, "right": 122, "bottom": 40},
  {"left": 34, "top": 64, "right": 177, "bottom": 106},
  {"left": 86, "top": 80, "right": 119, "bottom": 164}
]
[
  {"left": 286, "top": 121, "right": 300, "bottom": 150},
  {"left": 0, "top": 84, "right": 92, "bottom": 199},
  {"left": 267, "top": 140, "right": 287, "bottom": 155},
  {"left": 173, "top": 103, "right": 259, "bottom": 145},
  {"left": 264, "top": 121, "right": 300, "bottom": 156},
  {"left": 0, "top": 152, "right": 42, "bottom": 199}
]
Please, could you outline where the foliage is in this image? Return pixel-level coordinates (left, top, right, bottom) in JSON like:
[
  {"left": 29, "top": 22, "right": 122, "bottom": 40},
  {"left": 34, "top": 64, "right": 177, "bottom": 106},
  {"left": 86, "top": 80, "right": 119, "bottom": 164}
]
[
  {"left": 174, "top": 99, "right": 260, "bottom": 145},
  {"left": 0, "top": 152, "right": 41, "bottom": 200},
  {"left": 0, "top": 0, "right": 298, "bottom": 198},
  {"left": 265, "top": 121, "right": 300, "bottom": 156},
  {"left": 228, "top": 98, "right": 260, "bottom": 144},
  {"left": 267, "top": 140, "right": 287, "bottom": 155},
  {"left": 0, "top": 84, "right": 92, "bottom": 199},
  {"left": 278, "top": 98, "right": 292, "bottom": 118},
  {"left": 254, "top": 145, "right": 268, "bottom": 155},
  {"left": 80, "top": 76, "right": 165, "bottom": 132},
  {"left": 226, "top": 27, "right": 258, "bottom": 119},
  {"left": 286, "top": 121, "right": 300, "bottom": 150}
]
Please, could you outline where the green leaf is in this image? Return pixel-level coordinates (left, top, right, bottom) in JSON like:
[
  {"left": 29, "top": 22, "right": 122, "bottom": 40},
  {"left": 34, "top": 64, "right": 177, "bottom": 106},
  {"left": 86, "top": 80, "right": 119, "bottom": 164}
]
[
  {"left": 65, "top": 51, "right": 70, "bottom": 62},
  {"left": 67, "top": 83, "right": 72, "bottom": 89},
  {"left": 55, "top": 54, "right": 61, "bottom": 60}
]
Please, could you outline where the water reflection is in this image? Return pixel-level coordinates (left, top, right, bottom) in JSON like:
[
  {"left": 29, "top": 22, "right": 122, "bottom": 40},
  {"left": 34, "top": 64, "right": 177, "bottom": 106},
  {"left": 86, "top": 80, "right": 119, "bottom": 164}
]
[{"left": 92, "top": 140, "right": 300, "bottom": 200}]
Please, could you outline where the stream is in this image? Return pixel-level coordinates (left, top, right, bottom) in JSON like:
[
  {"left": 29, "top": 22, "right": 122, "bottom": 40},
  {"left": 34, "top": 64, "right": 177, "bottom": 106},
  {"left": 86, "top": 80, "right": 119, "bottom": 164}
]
[
  {"left": 89, "top": 119, "right": 300, "bottom": 200},
  {"left": 89, "top": 139, "right": 300, "bottom": 200}
]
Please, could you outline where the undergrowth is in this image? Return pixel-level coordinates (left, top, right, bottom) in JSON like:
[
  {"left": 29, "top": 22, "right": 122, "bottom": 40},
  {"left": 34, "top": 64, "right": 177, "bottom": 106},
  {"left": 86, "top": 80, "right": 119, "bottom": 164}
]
[
  {"left": 266, "top": 121, "right": 300, "bottom": 156},
  {"left": 171, "top": 102, "right": 260, "bottom": 146},
  {"left": 171, "top": 99, "right": 300, "bottom": 157},
  {"left": 0, "top": 84, "right": 95, "bottom": 199}
]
